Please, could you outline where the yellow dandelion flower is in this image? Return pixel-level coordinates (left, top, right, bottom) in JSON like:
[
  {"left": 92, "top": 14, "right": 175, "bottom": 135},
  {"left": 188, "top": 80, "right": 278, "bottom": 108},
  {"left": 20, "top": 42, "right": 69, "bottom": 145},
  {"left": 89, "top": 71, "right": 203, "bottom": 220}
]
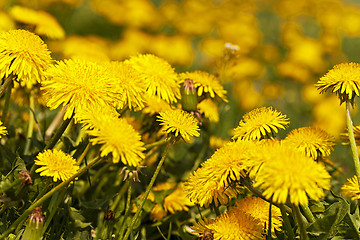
[
  {"left": 341, "top": 125, "right": 360, "bottom": 146},
  {"left": 41, "top": 59, "right": 123, "bottom": 120},
  {"left": 190, "top": 218, "right": 215, "bottom": 238},
  {"left": 316, "top": 62, "right": 360, "bottom": 105},
  {"left": 209, "top": 136, "right": 228, "bottom": 149},
  {"left": 0, "top": 29, "right": 52, "bottom": 88},
  {"left": 126, "top": 54, "right": 180, "bottom": 103},
  {"left": 206, "top": 209, "right": 264, "bottom": 240},
  {"left": 149, "top": 182, "right": 194, "bottom": 221},
  {"left": 185, "top": 141, "right": 257, "bottom": 207},
  {"left": 185, "top": 166, "right": 241, "bottom": 207},
  {"left": 197, "top": 98, "right": 219, "bottom": 123},
  {"left": 142, "top": 94, "right": 172, "bottom": 116},
  {"left": 105, "top": 61, "right": 146, "bottom": 110},
  {"left": 341, "top": 176, "right": 360, "bottom": 200},
  {"left": 157, "top": 109, "right": 200, "bottom": 142},
  {"left": 253, "top": 143, "right": 331, "bottom": 206},
  {"left": 35, "top": 149, "right": 79, "bottom": 182},
  {"left": 180, "top": 71, "right": 227, "bottom": 102},
  {"left": 0, "top": 121, "right": 7, "bottom": 138},
  {"left": 79, "top": 106, "right": 145, "bottom": 167},
  {"left": 10, "top": 6, "right": 65, "bottom": 39},
  {"left": 283, "top": 127, "right": 335, "bottom": 160},
  {"left": 232, "top": 197, "right": 282, "bottom": 232},
  {"left": 232, "top": 107, "right": 290, "bottom": 141}
]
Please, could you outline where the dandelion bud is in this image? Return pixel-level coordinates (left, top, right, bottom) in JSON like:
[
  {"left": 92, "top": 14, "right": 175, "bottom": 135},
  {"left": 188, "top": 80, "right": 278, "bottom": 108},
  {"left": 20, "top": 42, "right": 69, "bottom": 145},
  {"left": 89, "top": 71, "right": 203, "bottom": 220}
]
[
  {"left": 181, "top": 78, "right": 198, "bottom": 112},
  {"left": 22, "top": 206, "right": 45, "bottom": 240}
]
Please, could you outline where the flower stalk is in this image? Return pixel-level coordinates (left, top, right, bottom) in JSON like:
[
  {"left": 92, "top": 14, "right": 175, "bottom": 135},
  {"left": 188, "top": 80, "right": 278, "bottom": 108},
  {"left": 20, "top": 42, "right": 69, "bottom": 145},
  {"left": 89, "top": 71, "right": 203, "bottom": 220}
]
[
  {"left": 122, "top": 141, "right": 172, "bottom": 240},
  {"left": 346, "top": 101, "right": 360, "bottom": 184}
]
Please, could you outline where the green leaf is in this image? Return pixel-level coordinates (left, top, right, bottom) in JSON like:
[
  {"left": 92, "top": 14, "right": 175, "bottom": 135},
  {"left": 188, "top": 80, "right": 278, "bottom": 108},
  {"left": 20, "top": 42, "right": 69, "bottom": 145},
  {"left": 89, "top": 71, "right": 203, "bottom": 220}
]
[{"left": 307, "top": 196, "right": 349, "bottom": 239}]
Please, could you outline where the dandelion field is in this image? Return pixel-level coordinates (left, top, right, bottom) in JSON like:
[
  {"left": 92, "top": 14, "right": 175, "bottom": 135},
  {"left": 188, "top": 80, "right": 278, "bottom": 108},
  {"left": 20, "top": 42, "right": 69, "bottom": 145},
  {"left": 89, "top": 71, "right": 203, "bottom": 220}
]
[{"left": 3, "top": 0, "right": 360, "bottom": 239}]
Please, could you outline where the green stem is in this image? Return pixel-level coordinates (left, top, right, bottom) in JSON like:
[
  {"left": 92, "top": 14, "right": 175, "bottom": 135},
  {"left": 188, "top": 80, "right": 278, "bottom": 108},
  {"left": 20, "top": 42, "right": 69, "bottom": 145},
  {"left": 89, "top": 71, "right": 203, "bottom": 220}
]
[
  {"left": 301, "top": 204, "right": 316, "bottom": 223},
  {"left": 0, "top": 157, "right": 104, "bottom": 239},
  {"left": 24, "top": 91, "right": 35, "bottom": 155},
  {"left": 144, "top": 138, "right": 169, "bottom": 149},
  {"left": 1, "top": 78, "right": 12, "bottom": 124},
  {"left": 0, "top": 74, "right": 13, "bottom": 98},
  {"left": 292, "top": 204, "right": 309, "bottom": 240},
  {"left": 122, "top": 141, "right": 172, "bottom": 240},
  {"left": 279, "top": 204, "right": 295, "bottom": 239},
  {"left": 118, "top": 178, "right": 133, "bottom": 237},
  {"left": 42, "top": 188, "right": 67, "bottom": 235},
  {"left": 346, "top": 101, "right": 360, "bottom": 184}
]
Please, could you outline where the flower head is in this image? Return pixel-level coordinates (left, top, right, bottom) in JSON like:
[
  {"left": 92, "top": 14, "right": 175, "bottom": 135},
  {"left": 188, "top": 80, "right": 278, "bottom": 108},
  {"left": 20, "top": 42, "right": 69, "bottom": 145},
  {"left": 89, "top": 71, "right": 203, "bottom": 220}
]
[
  {"left": 232, "top": 197, "right": 282, "bottom": 232},
  {"left": 105, "top": 61, "right": 146, "bottom": 110},
  {"left": 35, "top": 149, "right": 79, "bottom": 182},
  {"left": 341, "top": 176, "right": 360, "bottom": 200},
  {"left": 180, "top": 71, "right": 228, "bottom": 102},
  {"left": 341, "top": 125, "right": 360, "bottom": 146},
  {"left": 283, "top": 127, "right": 335, "bottom": 160},
  {"left": 316, "top": 62, "right": 360, "bottom": 105},
  {"left": 232, "top": 107, "right": 289, "bottom": 141},
  {"left": 185, "top": 141, "right": 258, "bottom": 207},
  {"left": 0, "top": 29, "right": 52, "bottom": 88},
  {"left": 192, "top": 210, "right": 264, "bottom": 240},
  {"left": 79, "top": 106, "right": 145, "bottom": 167},
  {"left": 253, "top": 143, "right": 331, "bottom": 205},
  {"left": 198, "top": 98, "right": 219, "bottom": 123},
  {"left": 41, "top": 59, "right": 123, "bottom": 119},
  {"left": 0, "top": 121, "right": 7, "bottom": 138},
  {"left": 157, "top": 109, "right": 200, "bottom": 142},
  {"left": 126, "top": 54, "right": 180, "bottom": 103},
  {"left": 142, "top": 94, "right": 172, "bottom": 115}
]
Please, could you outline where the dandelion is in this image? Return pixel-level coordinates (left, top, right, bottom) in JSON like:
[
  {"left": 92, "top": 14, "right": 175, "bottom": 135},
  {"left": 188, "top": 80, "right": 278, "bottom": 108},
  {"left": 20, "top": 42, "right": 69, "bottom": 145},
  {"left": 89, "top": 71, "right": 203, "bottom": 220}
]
[
  {"left": 0, "top": 29, "right": 52, "bottom": 88},
  {"left": 0, "top": 121, "right": 7, "bottom": 138},
  {"left": 232, "top": 107, "right": 289, "bottom": 141},
  {"left": 253, "top": 143, "right": 331, "bottom": 206},
  {"left": 41, "top": 59, "right": 123, "bottom": 120},
  {"left": 198, "top": 98, "right": 219, "bottom": 123},
  {"left": 341, "top": 176, "right": 360, "bottom": 200},
  {"left": 192, "top": 209, "right": 264, "bottom": 240},
  {"left": 232, "top": 197, "right": 282, "bottom": 232},
  {"left": 341, "top": 125, "right": 360, "bottom": 146},
  {"left": 157, "top": 109, "right": 200, "bottom": 142},
  {"left": 9, "top": 6, "right": 65, "bottom": 39},
  {"left": 126, "top": 54, "right": 180, "bottom": 103},
  {"left": 35, "top": 149, "right": 79, "bottom": 182},
  {"left": 185, "top": 141, "right": 258, "bottom": 207},
  {"left": 316, "top": 62, "right": 360, "bottom": 105},
  {"left": 283, "top": 127, "right": 335, "bottom": 160},
  {"left": 180, "top": 71, "right": 228, "bottom": 102},
  {"left": 79, "top": 106, "right": 145, "bottom": 167},
  {"left": 105, "top": 61, "right": 146, "bottom": 110},
  {"left": 142, "top": 94, "right": 172, "bottom": 116}
]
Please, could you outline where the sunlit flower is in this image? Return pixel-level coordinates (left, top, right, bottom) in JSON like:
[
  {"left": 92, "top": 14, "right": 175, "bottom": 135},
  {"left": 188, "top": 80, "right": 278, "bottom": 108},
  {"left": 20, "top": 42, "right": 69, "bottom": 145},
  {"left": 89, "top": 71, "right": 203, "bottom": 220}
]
[
  {"left": 105, "top": 61, "right": 146, "bottom": 110},
  {"left": 232, "top": 107, "right": 289, "bottom": 141},
  {"left": 157, "top": 109, "right": 200, "bottom": 142},
  {"left": 316, "top": 62, "right": 360, "bottom": 105},
  {"left": 79, "top": 106, "right": 145, "bottom": 167},
  {"left": 180, "top": 71, "right": 227, "bottom": 102},
  {"left": 126, "top": 54, "right": 180, "bottom": 103},
  {"left": 35, "top": 149, "right": 79, "bottom": 182},
  {"left": 185, "top": 141, "right": 258, "bottom": 207},
  {"left": 193, "top": 209, "right": 264, "bottom": 240},
  {"left": 9, "top": 6, "right": 65, "bottom": 39},
  {"left": 232, "top": 197, "right": 282, "bottom": 232},
  {"left": 41, "top": 59, "right": 122, "bottom": 120},
  {"left": 253, "top": 143, "right": 331, "bottom": 206},
  {"left": 342, "top": 125, "right": 360, "bottom": 146},
  {"left": 142, "top": 94, "right": 172, "bottom": 115},
  {"left": 0, "top": 29, "right": 52, "bottom": 88},
  {"left": 341, "top": 176, "right": 360, "bottom": 200},
  {"left": 283, "top": 127, "right": 335, "bottom": 160},
  {"left": 0, "top": 121, "right": 7, "bottom": 138},
  {"left": 151, "top": 182, "right": 194, "bottom": 221},
  {"left": 198, "top": 98, "right": 219, "bottom": 122}
]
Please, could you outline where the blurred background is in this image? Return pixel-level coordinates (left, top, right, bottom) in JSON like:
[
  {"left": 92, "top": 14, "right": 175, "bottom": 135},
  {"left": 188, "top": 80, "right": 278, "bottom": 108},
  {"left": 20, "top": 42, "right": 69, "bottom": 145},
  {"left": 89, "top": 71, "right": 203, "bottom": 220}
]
[{"left": 1, "top": 0, "right": 360, "bottom": 180}]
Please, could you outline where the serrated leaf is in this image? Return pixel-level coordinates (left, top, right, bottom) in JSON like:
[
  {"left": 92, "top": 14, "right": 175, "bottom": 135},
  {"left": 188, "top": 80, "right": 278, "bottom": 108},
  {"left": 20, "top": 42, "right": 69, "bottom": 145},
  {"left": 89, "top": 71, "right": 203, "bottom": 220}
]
[
  {"left": 307, "top": 198, "right": 349, "bottom": 239},
  {"left": 69, "top": 207, "right": 86, "bottom": 222}
]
